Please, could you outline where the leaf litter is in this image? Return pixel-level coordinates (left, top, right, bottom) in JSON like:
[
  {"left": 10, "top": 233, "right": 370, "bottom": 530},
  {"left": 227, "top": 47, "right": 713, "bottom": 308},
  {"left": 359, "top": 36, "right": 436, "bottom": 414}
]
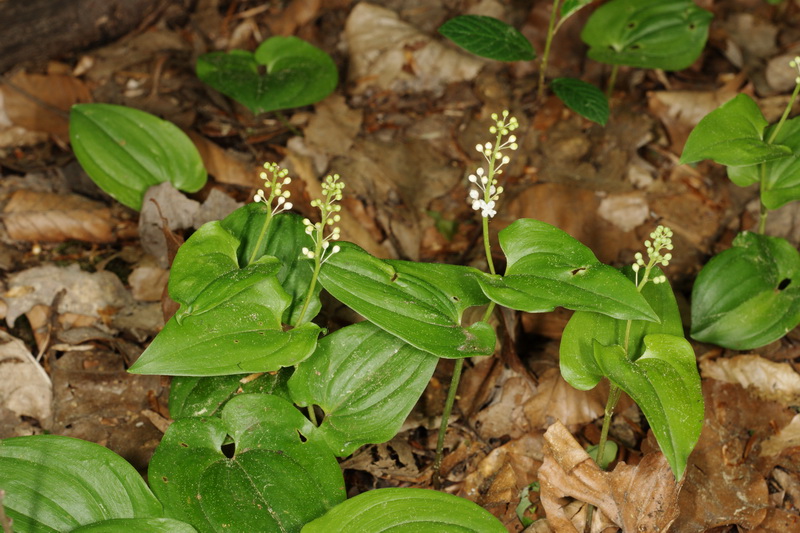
[{"left": 1, "top": 0, "right": 800, "bottom": 530}]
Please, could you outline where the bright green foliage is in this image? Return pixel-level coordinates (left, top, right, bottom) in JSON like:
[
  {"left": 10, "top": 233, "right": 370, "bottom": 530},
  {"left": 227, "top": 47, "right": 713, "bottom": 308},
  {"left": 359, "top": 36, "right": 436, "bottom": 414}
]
[
  {"left": 691, "top": 232, "right": 800, "bottom": 350},
  {"left": 301, "top": 488, "right": 507, "bottom": 532},
  {"left": 561, "top": 267, "right": 703, "bottom": 480},
  {"left": 196, "top": 36, "right": 337, "bottom": 114},
  {"left": 476, "top": 219, "right": 657, "bottom": 321},
  {"left": 438, "top": 15, "right": 535, "bottom": 61},
  {"left": 551, "top": 77, "right": 609, "bottom": 126},
  {"left": 560, "top": 0, "right": 593, "bottom": 22},
  {"left": 149, "top": 394, "right": 345, "bottom": 533},
  {"left": 318, "top": 242, "right": 496, "bottom": 359},
  {"left": 581, "top": 0, "right": 713, "bottom": 71},
  {"left": 728, "top": 116, "right": 800, "bottom": 209},
  {"left": 72, "top": 518, "right": 197, "bottom": 532},
  {"left": 680, "top": 94, "right": 792, "bottom": 167},
  {"left": 169, "top": 370, "right": 292, "bottom": 420},
  {"left": 0, "top": 435, "right": 174, "bottom": 532},
  {"left": 288, "top": 322, "right": 438, "bottom": 456},
  {"left": 69, "top": 103, "right": 206, "bottom": 210}
]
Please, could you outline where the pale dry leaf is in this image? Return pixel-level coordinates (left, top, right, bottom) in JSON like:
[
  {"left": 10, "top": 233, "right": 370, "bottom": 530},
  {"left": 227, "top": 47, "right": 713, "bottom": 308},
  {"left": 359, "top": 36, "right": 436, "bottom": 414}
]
[
  {"left": 265, "top": 0, "right": 321, "bottom": 36},
  {"left": 701, "top": 354, "right": 800, "bottom": 405},
  {"left": 343, "top": 3, "right": 485, "bottom": 96},
  {"left": 128, "top": 263, "right": 170, "bottom": 302},
  {"left": 3, "top": 264, "right": 130, "bottom": 328},
  {"left": 304, "top": 94, "right": 363, "bottom": 157},
  {"left": 596, "top": 192, "right": 649, "bottom": 233},
  {"left": 524, "top": 368, "right": 606, "bottom": 429},
  {"left": 138, "top": 183, "right": 200, "bottom": 268},
  {"left": 0, "top": 71, "right": 92, "bottom": 137},
  {"left": 0, "top": 330, "right": 52, "bottom": 429},
  {"left": 192, "top": 188, "right": 243, "bottom": 229},
  {"left": 3, "top": 189, "right": 114, "bottom": 243},
  {"left": 188, "top": 131, "right": 257, "bottom": 187},
  {"left": 761, "top": 414, "right": 800, "bottom": 458}
]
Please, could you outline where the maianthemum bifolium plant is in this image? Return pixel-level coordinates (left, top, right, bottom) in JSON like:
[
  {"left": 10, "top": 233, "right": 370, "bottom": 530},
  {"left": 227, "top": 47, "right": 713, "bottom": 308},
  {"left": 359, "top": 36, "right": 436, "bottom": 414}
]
[
  {"left": 0, "top": 106, "right": 704, "bottom": 531},
  {"left": 680, "top": 57, "right": 800, "bottom": 350}
]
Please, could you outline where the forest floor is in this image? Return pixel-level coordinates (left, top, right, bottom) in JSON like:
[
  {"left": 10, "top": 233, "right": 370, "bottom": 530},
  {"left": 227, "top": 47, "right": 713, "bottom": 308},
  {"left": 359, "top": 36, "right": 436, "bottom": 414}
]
[{"left": 1, "top": 0, "right": 800, "bottom": 531}]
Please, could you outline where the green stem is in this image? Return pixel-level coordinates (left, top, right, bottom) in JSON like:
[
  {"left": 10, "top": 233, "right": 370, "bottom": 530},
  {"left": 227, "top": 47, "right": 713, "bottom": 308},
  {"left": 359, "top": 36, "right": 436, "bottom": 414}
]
[
  {"left": 432, "top": 357, "right": 464, "bottom": 489},
  {"left": 606, "top": 64, "right": 620, "bottom": 98},
  {"left": 247, "top": 209, "right": 273, "bottom": 265},
  {"left": 295, "top": 225, "right": 324, "bottom": 326},
  {"left": 538, "top": 0, "right": 561, "bottom": 100},
  {"left": 759, "top": 162, "right": 769, "bottom": 234}
]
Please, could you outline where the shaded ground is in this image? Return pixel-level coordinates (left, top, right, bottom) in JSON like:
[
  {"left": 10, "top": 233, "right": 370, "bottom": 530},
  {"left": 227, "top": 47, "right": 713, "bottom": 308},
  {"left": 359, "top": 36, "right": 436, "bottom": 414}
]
[{"left": 1, "top": 0, "right": 800, "bottom": 531}]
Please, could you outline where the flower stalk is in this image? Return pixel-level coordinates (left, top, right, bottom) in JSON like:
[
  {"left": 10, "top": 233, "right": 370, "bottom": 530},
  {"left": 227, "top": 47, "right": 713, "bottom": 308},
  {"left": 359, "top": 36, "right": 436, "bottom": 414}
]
[{"left": 249, "top": 162, "right": 294, "bottom": 265}]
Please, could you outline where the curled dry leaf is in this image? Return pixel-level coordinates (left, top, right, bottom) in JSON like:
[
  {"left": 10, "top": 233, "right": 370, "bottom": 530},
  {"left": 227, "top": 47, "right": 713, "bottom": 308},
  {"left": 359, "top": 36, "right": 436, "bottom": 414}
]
[
  {"left": 538, "top": 420, "right": 680, "bottom": 533},
  {"left": 700, "top": 354, "right": 800, "bottom": 405},
  {"left": 3, "top": 189, "right": 114, "bottom": 243},
  {"left": 0, "top": 330, "right": 52, "bottom": 429},
  {"left": 524, "top": 368, "right": 606, "bottom": 429}
]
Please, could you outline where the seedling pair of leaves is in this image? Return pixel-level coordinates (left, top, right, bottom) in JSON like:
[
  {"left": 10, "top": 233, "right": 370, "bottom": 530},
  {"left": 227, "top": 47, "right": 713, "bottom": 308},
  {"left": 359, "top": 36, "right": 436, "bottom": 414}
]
[
  {"left": 439, "top": 0, "right": 712, "bottom": 126},
  {"left": 681, "top": 94, "right": 800, "bottom": 349}
]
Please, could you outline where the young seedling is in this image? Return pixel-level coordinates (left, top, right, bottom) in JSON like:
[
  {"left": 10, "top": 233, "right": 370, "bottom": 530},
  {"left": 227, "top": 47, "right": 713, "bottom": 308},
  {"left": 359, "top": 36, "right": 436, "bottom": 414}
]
[{"left": 680, "top": 58, "right": 800, "bottom": 349}]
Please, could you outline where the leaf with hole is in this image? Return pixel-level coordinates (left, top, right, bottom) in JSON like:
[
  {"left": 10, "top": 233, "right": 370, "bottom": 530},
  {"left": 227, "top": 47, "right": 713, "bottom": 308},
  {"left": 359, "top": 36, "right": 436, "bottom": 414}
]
[
  {"left": 681, "top": 94, "right": 793, "bottom": 167},
  {"left": 301, "top": 488, "right": 507, "bottom": 533},
  {"left": 691, "top": 232, "right": 800, "bottom": 350},
  {"left": 439, "top": 15, "right": 536, "bottom": 62},
  {"left": 288, "top": 322, "right": 438, "bottom": 456},
  {"left": 70, "top": 103, "right": 206, "bottom": 211},
  {"left": 318, "top": 242, "right": 495, "bottom": 359},
  {"left": 149, "top": 394, "right": 345, "bottom": 532},
  {"left": 475, "top": 219, "right": 657, "bottom": 321},
  {"left": 552, "top": 77, "right": 609, "bottom": 126},
  {"left": 581, "top": 0, "right": 713, "bottom": 71},
  {"left": 196, "top": 36, "right": 338, "bottom": 114},
  {"left": 727, "top": 116, "right": 800, "bottom": 210},
  {"left": 0, "top": 435, "right": 165, "bottom": 531}
]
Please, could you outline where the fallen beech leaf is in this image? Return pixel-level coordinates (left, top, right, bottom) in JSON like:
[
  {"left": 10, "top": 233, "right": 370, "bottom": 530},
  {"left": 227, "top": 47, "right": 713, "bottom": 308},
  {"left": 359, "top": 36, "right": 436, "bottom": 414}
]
[
  {"left": 524, "top": 368, "right": 606, "bottom": 429},
  {"left": 3, "top": 190, "right": 114, "bottom": 243},
  {"left": 761, "top": 414, "right": 800, "bottom": 458},
  {"left": 700, "top": 354, "right": 800, "bottom": 405},
  {"left": 0, "top": 70, "right": 91, "bottom": 137},
  {"left": 0, "top": 330, "right": 52, "bottom": 428},
  {"left": 305, "top": 94, "right": 363, "bottom": 157},
  {"left": 596, "top": 192, "right": 648, "bottom": 233},
  {"left": 538, "top": 421, "right": 680, "bottom": 532},
  {"left": 188, "top": 131, "right": 258, "bottom": 187}
]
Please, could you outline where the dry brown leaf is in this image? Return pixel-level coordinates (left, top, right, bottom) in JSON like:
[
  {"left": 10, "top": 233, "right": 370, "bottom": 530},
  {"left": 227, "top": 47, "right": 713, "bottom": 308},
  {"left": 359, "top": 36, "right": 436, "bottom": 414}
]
[
  {"left": 524, "top": 368, "right": 606, "bottom": 430},
  {"left": 596, "top": 192, "right": 649, "bottom": 233},
  {"left": 700, "top": 354, "right": 800, "bottom": 405},
  {"left": 538, "top": 421, "right": 680, "bottom": 533},
  {"left": 304, "top": 94, "right": 363, "bottom": 158},
  {"left": 3, "top": 189, "right": 114, "bottom": 243},
  {"left": 188, "top": 131, "right": 258, "bottom": 187},
  {"left": 761, "top": 414, "right": 800, "bottom": 458},
  {"left": 0, "top": 71, "right": 92, "bottom": 138},
  {"left": 0, "top": 330, "right": 52, "bottom": 429},
  {"left": 129, "top": 263, "right": 170, "bottom": 302},
  {"left": 265, "top": 0, "right": 321, "bottom": 36}
]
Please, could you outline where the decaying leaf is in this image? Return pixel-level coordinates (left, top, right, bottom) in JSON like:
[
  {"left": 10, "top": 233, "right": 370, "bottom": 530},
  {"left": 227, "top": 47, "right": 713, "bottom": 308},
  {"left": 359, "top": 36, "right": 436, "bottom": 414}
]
[
  {"left": 761, "top": 414, "right": 800, "bottom": 458},
  {"left": 3, "top": 189, "right": 114, "bottom": 243},
  {"left": 524, "top": 368, "right": 606, "bottom": 429},
  {"left": 700, "top": 354, "right": 800, "bottom": 405},
  {"left": 188, "top": 131, "right": 258, "bottom": 187},
  {"left": 0, "top": 330, "right": 52, "bottom": 429},
  {"left": 538, "top": 420, "right": 680, "bottom": 532}
]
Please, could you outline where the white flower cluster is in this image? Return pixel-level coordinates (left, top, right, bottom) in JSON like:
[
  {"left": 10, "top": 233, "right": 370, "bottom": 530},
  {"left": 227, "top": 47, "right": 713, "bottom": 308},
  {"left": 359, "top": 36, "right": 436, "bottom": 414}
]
[
  {"left": 791, "top": 56, "right": 800, "bottom": 85},
  {"left": 302, "top": 174, "right": 344, "bottom": 263},
  {"left": 632, "top": 225, "right": 674, "bottom": 284},
  {"left": 469, "top": 110, "right": 520, "bottom": 219},
  {"left": 254, "top": 162, "right": 293, "bottom": 215}
]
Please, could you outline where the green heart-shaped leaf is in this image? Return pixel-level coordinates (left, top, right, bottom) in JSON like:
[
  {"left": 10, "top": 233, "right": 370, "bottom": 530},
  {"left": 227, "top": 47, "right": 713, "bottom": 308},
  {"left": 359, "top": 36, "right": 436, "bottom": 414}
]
[
  {"left": 680, "top": 94, "right": 793, "bottom": 167},
  {"left": 476, "top": 219, "right": 657, "bottom": 321},
  {"left": 552, "top": 77, "right": 609, "bottom": 126},
  {"left": 196, "top": 36, "right": 338, "bottom": 114},
  {"left": 581, "top": 0, "right": 712, "bottom": 71},
  {"left": 439, "top": 15, "right": 536, "bottom": 62},
  {"left": 70, "top": 103, "right": 206, "bottom": 210},
  {"left": 288, "top": 322, "right": 438, "bottom": 456},
  {"left": 0, "top": 435, "right": 163, "bottom": 531},
  {"left": 149, "top": 394, "right": 345, "bottom": 532},
  {"left": 691, "top": 232, "right": 800, "bottom": 349},
  {"left": 302, "top": 488, "right": 506, "bottom": 533},
  {"left": 318, "top": 242, "right": 495, "bottom": 359}
]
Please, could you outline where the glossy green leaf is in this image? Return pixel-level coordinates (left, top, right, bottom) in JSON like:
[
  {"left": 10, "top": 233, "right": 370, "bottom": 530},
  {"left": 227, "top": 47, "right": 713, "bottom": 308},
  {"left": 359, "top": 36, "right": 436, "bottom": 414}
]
[
  {"left": 169, "top": 369, "right": 292, "bottom": 420},
  {"left": 727, "top": 116, "right": 800, "bottom": 209},
  {"left": 196, "top": 36, "right": 338, "bottom": 114},
  {"left": 318, "top": 242, "right": 495, "bottom": 359},
  {"left": 552, "top": 77, "right": 609, "bottom": 126},
  {"left": 288, "top": 322, "right": 438, "bottom": 456},
  {"left": 150, "top": 394, "right": 345, "bottom": 533},
  {"left": 560, "top": 266, "right": 682, "bottom": 390},
  {"left": 691, "top": 232, "right": 800, "bottom": 349},
  {"left": 593, "top": 334, "right": 703, "bottom": 479},
  {"left": 581, "top": 0, "right": 712, "bottom": 70},
  {"left": 69, "top": 103, "right": 206, "bottom": 211},
  {"left": 477, "top": 219, "right": 657, "bottom": 321},
  {"left": 439, "top": 15, "right": 536, "bottom": 62},
  {"left": 561, "top": 0, "right": 593, "bottom": 22},
  {"left": 680, "top": 94, "right": 793, "bottom": 167},
  {"left": 0, "top": 435, "right": 163, "bottom": 532},
  {"left": 302, "top": 488, "right": 507, "bottom": 533},
  {"left": 72, "top": 518, "right": 197, "bottom": 532}
]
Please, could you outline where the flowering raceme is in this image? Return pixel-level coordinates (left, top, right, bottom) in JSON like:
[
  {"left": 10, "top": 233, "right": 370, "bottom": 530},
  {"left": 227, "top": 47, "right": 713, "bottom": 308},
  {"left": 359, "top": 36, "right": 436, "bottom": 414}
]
[{"left": 468, "top": 110, "right": 519, "bottom": 219}]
